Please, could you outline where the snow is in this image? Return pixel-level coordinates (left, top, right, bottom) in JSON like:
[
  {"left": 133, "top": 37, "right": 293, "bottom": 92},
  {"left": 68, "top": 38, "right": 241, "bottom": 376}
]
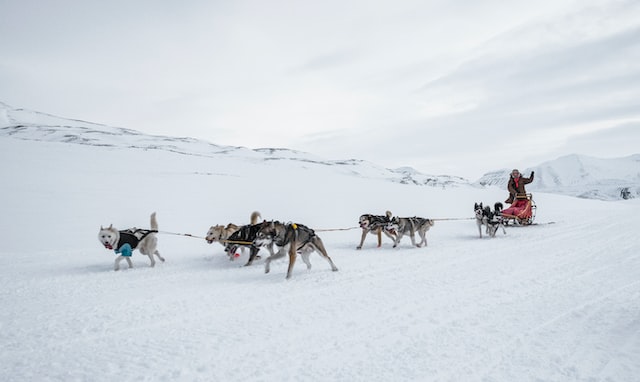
[
  {"left": 477, "top": 154, "right": 640, "bottom": 200},
  {"left": 0, "top": 102, "right": 469, "bottom": 190},
  {"left": 1, "top": 132, "right": 640, "bottom": 381}
]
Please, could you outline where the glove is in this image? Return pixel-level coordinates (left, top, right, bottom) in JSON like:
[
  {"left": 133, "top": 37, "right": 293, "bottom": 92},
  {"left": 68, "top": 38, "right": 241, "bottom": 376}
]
[{"left": 530, "top": 171, "right": 535, "bottom": 177}]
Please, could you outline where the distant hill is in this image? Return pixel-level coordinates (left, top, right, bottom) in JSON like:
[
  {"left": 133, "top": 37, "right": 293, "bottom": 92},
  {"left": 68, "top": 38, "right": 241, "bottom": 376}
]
[
  {"left": 477, "top": 154, "right": 640, "bottom": 200},
  {"left": 4, "top": 101, "right": 638, "bottom": 200},
  {"left": 0, "top": 101, "right": 468, "bottom": 189}
]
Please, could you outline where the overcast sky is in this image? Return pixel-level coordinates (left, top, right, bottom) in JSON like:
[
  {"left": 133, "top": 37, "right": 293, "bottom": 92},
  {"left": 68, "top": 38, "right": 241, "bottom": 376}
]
[{"left": 1, "top": 0, "right": 639, "bottom": 179}]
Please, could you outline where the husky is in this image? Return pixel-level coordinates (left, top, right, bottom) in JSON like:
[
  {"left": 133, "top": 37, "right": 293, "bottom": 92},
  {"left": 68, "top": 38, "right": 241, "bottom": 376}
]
[
  {"left": 222, "top": 212, "right": 274, "bottom": 266},
  {"left": 254, "top": 221, "right": 338, "bottom": 279},
  {"left": 386, "top": 216, "right": 435, "bottom": 248},
  {"left": 205, "top": 223, "right": 240, "bottom": 245},
  {"left": 474, "top": 202, "right": 487, "bottom": 238},
  {"left": 356, "top": 211, "right": 396, "bottom": 249},
  {"left": 206, "top": 211, "right": 261, "bottom": 247},
  {"left": 474, "top": 202, "right": 506, "bottom": 238},
  {"left": 98, "top": 212, "right": 165, "bottom": 271}
]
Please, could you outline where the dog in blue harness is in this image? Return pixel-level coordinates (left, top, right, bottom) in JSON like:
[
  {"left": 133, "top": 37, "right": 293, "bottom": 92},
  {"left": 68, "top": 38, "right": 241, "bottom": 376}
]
[{"left": 98, "top": 212, "right": 165, "bottom": 271}]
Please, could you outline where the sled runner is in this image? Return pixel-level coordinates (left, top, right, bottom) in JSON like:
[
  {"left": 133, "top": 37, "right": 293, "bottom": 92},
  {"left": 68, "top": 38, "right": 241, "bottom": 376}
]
[{"left": 500, "top": 193, "right": 536, "bottom": 225}]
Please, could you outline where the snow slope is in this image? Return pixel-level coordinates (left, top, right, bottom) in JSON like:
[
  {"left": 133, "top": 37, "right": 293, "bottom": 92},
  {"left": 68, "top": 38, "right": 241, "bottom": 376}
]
[
  {"left": 1, "top": 130, "right": 639, "bottom": 381},
  {"left": 0, "top": 102, "right": 467, "bottom": 189},
  {"left": 477, "top": 154, "right": 640, "bottom": 200}
]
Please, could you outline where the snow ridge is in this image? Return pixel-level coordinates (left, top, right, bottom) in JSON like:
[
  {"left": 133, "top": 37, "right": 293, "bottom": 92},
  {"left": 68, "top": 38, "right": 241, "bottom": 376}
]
[
  {"left": 2, "top": 101, "right": 639, "bottom": 198},
  {"left": 0, "top": 101, "right": 469, "bottom": 188}
]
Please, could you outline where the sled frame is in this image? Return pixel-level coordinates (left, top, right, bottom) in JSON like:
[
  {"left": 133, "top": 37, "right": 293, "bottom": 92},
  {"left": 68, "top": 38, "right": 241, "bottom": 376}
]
[{"left": 501, "top": 193, "right": 536, "bottom": 226}]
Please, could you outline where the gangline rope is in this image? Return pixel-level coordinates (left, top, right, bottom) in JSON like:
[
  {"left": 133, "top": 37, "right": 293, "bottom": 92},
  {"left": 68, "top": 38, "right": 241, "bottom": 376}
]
[{"left": 156, "top": 217, "right": 474, "bottom": 241}]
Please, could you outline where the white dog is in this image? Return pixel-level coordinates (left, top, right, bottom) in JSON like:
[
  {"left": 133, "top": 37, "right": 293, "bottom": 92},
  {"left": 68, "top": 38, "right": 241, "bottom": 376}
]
[{"left": 98, "top": 212, "right": 165, "bottom": 270}]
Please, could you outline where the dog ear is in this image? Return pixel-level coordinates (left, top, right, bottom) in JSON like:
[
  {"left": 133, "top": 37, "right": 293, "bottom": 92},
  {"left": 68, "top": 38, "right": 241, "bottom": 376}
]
[
  {"left": 100, "top": 225, "right": 104, "bottom": 230},
  {"left": 108, "top": 224, "right": 113, "bottom": 229}
]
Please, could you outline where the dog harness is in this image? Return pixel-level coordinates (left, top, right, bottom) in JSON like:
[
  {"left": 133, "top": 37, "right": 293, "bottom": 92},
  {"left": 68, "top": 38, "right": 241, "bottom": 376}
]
[
  {"left": 286, "top": 223, "right": 316, "bottom": 250},
  {"left": 360, "top": 215, "right": 391, "bottom": 229},
  {"left": 113, "top": 229, "right": 157, "bottom": 256}
]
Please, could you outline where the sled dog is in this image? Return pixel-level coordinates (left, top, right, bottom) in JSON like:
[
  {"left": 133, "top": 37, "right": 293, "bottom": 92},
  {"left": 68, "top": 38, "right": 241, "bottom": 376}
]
[
  {"left": 205, "top": 223, "right": 240, "bottom": 245},
  {"left": 474, "top": 202, "right": 506, "bottom": 238},
  {"left": 474, "top": 202, "right": 487, "bottom": 238},
  {"left": 254, "top": 221, "right": 338, "bottom": 279},
  {"left": 98, "top": 212, "right": 165, "bottom": 271},
  {"left": 206, "top": 211, "right": 261, "bottom": 247},
  {"left": 223, "top": 212, "right": 275, "bottom": 266},
  {"left": 356, "top": 211, "right": 396, "bottom": 249},
  {"left": 386, "top": 216, "right": 435, "bottom": 248}
]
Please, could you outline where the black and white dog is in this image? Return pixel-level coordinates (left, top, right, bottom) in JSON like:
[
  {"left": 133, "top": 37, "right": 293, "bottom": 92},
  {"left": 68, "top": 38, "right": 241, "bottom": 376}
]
[
  {"left": 224, "top": 223, "right": 274, "bottom": 266},
  {"left": 356, "top": 211, "right": 396, "bottom": 249},
  {"left": 386, "top": 216, "right": 435, "bottom": 248},
  {"left": 474, "top": 202, "right": 506, "bottom": 238}
]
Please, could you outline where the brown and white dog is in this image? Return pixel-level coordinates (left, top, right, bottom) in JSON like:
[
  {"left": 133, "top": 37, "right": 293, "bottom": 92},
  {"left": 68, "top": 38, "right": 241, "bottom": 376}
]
[
  {"left": 205, "top": 223, "right": 240, "bottom": 246},
  {"left": 205, "top": 211, "right": 260, "bottom": 249},
  {"left": 253, "top": 221, "right": 338, "bottom": 279},
  {"left": 356, "top": 211, "right": 396, "bottom": 249}
]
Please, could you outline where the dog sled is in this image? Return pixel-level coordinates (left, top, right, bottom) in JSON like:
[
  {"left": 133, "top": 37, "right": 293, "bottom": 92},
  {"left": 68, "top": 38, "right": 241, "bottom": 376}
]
[{"left": 500, "top": 193, "right": 536, "bottom": 225}]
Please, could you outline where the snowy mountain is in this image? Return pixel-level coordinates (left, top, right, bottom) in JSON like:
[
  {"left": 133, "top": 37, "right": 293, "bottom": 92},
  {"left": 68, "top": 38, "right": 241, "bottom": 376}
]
[
  {"left": 477, "top": 154, "right": 640, "bottom": 200},
  {"left": 3, "top": 101, "right": 639, "bottom": 199},
  {"left": 0, "top": 101, "right": 468, "bottom": 188}
]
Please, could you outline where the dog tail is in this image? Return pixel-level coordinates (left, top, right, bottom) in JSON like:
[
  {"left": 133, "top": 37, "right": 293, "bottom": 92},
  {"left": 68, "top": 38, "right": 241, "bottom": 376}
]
[
  {"left": 385, "top": 210, "right": 392, "bottom": 219},
  {"left": 250, "top": 211, "right": 261, "bottom": 225},
  {"left": 494, "top": 202, "right": 503, "bottom": 214},
  {"left": 150, "top": 212, "right": 158, "bottom": 230}
]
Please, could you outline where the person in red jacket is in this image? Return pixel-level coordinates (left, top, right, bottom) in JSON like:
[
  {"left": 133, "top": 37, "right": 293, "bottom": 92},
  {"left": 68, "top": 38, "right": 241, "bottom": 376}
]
[{"left": 505, "top": 169, "right": 534, "bottom": 204}]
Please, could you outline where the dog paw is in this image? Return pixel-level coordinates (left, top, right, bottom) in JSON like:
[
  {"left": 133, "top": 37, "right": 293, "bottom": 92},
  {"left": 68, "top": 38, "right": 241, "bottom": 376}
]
[{"left": 356, "top": 246, "right": 362, "bottom": 250}]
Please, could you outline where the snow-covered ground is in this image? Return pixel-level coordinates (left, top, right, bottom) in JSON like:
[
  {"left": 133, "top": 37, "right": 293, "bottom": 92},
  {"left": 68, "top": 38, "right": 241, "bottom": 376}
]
[{"left": 1, "top": 135, "right": 639, "bottom": 381}]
